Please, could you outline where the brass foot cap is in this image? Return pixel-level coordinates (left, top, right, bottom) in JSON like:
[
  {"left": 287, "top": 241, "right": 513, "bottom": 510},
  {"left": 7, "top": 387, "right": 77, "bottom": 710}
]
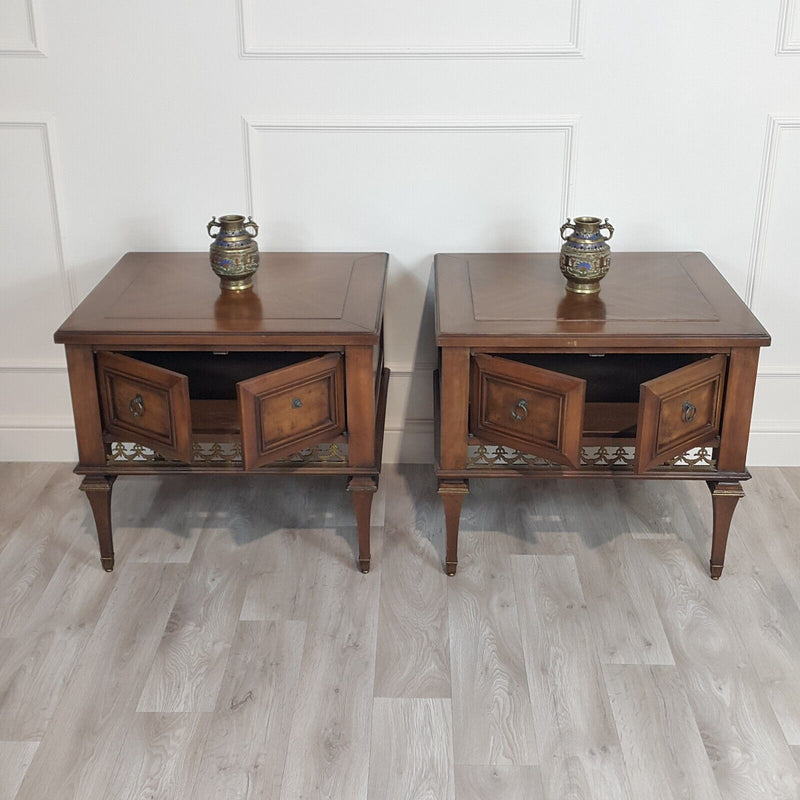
[
  {"left": 445, "top": 561, "right": 457, "bottom": 576},
  {"left": 101, "top": 557, "right": 115, "bottom": 573},
  {"left": 359, "top": 559, "right": 370, "bottom": 574}
]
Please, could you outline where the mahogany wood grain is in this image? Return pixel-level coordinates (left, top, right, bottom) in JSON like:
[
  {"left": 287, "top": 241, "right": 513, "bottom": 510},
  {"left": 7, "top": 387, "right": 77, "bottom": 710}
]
[
  {"left": 717, "top": 347, "right": 760, "bottom": 472},
  {"left": 439, "top": 348, "right": 470, "bottom": 471},
  {"left": 79, "top": 476, "right": 116, "bottom": 571},
  {"left": 635, "top": 354, "right": 726, "bottom": 473},
  {"left": 344, "top": 345, "right": 376, "bottom": 468},
  {"left": 55, "top": 252, "right": 387, "bottom": 572},
  {"left": 435, "top": 252, "right": 770, "bottom": 348},
  {"left": 54, "top": 252, "right": 386, "bottom": 345},
  {"left": 435, "top": 251, "right": 769, "bottom": 578},
  {"left": 96, "top": 351, "right": 193, "bottom": 462},
  {"left": 348, "top": 476, "right": 377, "bottom": 573},
  {"left": 64, "top": 345, "right": 106, "bottom": 465},
  {"left": 237, "top": 352, "right": 345, "bottom": 468},
  {"left": 707, "top": 481, "right": 745, "bottom": 579},
  {"left": 470, "top": 354, "right": 585, "bottom": 468}
]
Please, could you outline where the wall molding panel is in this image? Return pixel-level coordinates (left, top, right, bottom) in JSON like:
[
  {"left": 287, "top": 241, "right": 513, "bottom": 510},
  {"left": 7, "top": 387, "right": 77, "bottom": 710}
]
[
  {"left": 0, "top": 117, "right": 72, "bottom": 314},
  {"left": 237, "top": 0, "right": 582, "bottom": 59},
  {"left": 243, "top": 115, "right": 579, "bottom": 222},
  {"left": 745, "top": 115, "right": 800, "bottom": 309},
  {"left": 243, "top": 116, "right": 578, "bottom": 463},
  {"left": 0, "top": 0, "right": 45, "bottom": 56},
  {"left": 777, "top": 0, "right": 800, "bottom": 54}
]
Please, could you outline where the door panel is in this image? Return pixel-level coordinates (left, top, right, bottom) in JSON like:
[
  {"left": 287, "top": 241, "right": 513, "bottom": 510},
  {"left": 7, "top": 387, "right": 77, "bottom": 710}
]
[
  {"left": 96, "top": 351, "right": 192, "bottom": 462},
  {"left": 470, "top": 353, "right": 585, "bottom": 468},
  {"left": 237, "top": 353, "right": 345, "bottom": 469},
  {"left": 635, "top": 354, "right": 726, "bottom": 473}
]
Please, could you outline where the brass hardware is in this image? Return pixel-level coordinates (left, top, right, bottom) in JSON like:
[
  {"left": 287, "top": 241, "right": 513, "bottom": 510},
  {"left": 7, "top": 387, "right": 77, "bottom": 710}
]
[
  {"left": 466, "top": 444, "right": 716, "bottom": 470},
  {"left": 510, "top": 398, "right": 528, "bottom": 421},
  {"left": 291, "top": 397, "right": 303, "bottom": 409},
  {"left": 559, "top": 215, "right": 614, "bottom": 294},
  {"left": 129, "top": 395, "right": 144, "bottom": 417},
  {"left": 681, "top": 401, "right": 697, "bottom": 423},
  {"left": 108, "top": 441, "right": 347, "bottom": 466}
]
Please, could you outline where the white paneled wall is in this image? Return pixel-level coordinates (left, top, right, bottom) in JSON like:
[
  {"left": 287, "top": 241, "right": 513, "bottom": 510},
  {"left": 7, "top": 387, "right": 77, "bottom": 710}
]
[
  {"left": 238, "top": 0, "right": 581, "bottom": 57},
  {"left": 1, "top": 0, "right": 798, "bottom": 463},
  {"left": 0, "top": 0, "right": 44, "bottom": 55}
]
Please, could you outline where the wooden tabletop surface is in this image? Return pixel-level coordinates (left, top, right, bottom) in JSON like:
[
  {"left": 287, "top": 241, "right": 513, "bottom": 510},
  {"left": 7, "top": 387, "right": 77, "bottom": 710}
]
[
  {"left": 54, "top": 252, "right": 388, "bottom": 346},
  {"left": 435, "top": 252, "right": 770, "bottom": 349}
]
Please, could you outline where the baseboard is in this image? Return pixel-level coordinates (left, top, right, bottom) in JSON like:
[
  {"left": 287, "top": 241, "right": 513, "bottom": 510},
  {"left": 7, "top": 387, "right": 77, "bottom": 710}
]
[
  {"left": 746, "top": 427, "right": 800, "bottom": 466},
  {"left": 382, "top": 421, "right": 435, "bottom": 464},
  {"left": 0, "top": 420, "right": 78, "bottom": 461}
]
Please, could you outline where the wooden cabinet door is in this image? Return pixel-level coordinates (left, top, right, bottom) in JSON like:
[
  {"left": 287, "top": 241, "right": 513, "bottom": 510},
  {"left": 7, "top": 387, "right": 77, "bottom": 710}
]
[
  {"left": 96, "top": 351, "right": 192, "bottom": 462},
  {"left": 634, "top": 354, "right": 726, "bottom": 473},
  {"left": 237, "top": 353, "right": 345, "bottom": 469},
  {"left": 470, "top": 354, "right": 586, "bottom": 468}
]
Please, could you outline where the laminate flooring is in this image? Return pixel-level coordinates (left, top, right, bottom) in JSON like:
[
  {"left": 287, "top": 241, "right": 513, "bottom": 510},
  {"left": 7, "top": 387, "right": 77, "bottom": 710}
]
[{"left": 1, "top": 464, "right": 799, "bottom": 799}]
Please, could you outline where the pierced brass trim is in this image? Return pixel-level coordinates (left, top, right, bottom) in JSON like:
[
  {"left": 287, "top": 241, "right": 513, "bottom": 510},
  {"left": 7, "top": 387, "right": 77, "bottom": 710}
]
[
  {"left": 465, "top": 444, "right": 716, "bottom": 470},
  {"left": 108, "top": 441, "right": 348, "bottom": 466}
]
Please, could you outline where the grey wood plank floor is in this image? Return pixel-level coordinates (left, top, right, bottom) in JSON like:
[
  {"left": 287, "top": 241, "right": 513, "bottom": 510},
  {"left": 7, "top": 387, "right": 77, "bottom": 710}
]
[{"left": 1, "top": 464, "right": 799, "bottom": 799}]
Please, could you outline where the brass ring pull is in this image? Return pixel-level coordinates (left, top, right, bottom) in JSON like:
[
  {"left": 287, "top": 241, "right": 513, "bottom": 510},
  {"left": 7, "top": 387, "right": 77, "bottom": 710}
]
[
  {"left": 681, "top": 401, "right": 696, "bottom": 423},
  {"left": 291, "top": 397, "right": 303, "bottom": 409},
  {"left": 129, "top": 395, "right": 144, "bottom": 417},
  {"left": 510, "top": 398, "right": 528, "bottom": 421}
]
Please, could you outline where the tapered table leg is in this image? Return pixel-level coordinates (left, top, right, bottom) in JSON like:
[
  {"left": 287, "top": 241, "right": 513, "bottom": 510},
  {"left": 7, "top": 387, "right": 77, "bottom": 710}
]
[
  {"left": 707, "top": 480, "right": 744, "bottom": 580},
  {"left": 80, "top": 475, "right": 117, "bottom": 572},
  {"left": 348, "top": 476, "right": 377, "bottom": 573},
  {"left": 439, "top": 480, "right": 469, "bottom": 576}
]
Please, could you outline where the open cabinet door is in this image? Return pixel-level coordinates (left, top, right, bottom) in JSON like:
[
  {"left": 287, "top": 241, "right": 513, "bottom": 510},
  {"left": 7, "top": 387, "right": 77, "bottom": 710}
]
[
  {"left": 237, "top": 353, "right": 345, "bottom": 469},
  {"left": 96, "top": 351, "right": 192, "bottom": 462},
  {"left": 635, "top": 354, "right": 726, "bottom": 473},
  {"left": 470, "top": 354, "right": 585, "bottom": 468}
]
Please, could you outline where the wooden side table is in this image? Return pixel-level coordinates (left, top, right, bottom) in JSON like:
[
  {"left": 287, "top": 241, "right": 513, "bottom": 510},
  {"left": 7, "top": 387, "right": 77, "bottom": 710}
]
[
  {"left": 55, "top": 252, "right": 388, "bottom": 573},
  {"left": 434, "top": 252, "right": 770, "bottom": 578}
]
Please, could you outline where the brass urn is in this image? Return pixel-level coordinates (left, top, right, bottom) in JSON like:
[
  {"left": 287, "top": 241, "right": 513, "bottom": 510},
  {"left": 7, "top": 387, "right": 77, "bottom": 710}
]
[
  {"left": 207, "top": 214, "right": 260, "bottom": 291},
  {"left": 559, "top": 216, "right": 614, "bottom": 294}
]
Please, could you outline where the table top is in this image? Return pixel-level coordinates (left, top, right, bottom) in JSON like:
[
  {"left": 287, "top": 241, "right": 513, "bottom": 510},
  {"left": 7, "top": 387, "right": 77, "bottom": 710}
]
[
  {"left": 435, "top": 252, "right": 770, "bottom": 349},
  {"left": 55, "top": 252, "right": 388, "bottom": 346}
]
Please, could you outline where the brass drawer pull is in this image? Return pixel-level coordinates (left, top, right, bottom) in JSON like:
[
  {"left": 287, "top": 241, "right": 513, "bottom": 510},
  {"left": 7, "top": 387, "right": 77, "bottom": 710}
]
[
  {"left": 129, "top": 395, "right": 144, "bottom": 417},
  {"left": 291, "top": 397, "right": 303, "bottom": 409},
  {"left": 681, "top": 401, "right": 697, "bottom": 423},
  {"left": 510, "top": 398, "right": 528, "bottom": 421}
]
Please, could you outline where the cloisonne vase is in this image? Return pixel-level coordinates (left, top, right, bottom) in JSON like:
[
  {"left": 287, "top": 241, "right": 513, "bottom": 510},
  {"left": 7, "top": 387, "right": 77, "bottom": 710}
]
[
  {"left": 559, "top": 216, "right": 614, "bottom": 294},
  {"left": 207, "top": 214, "right": 260, "bottom": 291}
]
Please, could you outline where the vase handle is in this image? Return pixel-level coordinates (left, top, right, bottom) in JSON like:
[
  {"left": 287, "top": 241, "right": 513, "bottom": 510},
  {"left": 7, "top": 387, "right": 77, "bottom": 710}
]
[
  {"left": 244, "top": 216, "right": 259, "bottom": 238},
  {"left": 560, "top": 219, "right": 575, "bottom": 241},
  {"left": 207, "top": 217, "right": 221, "bottom": 239},
  {"left": 599, "top": 218, "right": 614, "bottom": 241}
]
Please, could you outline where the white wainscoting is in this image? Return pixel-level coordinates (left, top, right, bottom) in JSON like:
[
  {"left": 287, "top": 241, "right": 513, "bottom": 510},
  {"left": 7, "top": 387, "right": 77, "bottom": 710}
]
[
  {"left": 0, "top": 0, "right": 44, "bottom": 56},
  {"left": 1, "top": 0, "right": 799, "bottom": 464},
  {"left": 244, "top": 116, "right": 577, "bottom": 461},
  {"left": 238, "top": 0, "right": 582, "bottom": 58},
  {"left": 746, "top": 116, "right": 800, "bottom": 460},
  {"left": 777, "top": 0, "right": 800, "bottom": 54},
  {"left": 0, "top": 118, "right": 72, "bottom": 459}
]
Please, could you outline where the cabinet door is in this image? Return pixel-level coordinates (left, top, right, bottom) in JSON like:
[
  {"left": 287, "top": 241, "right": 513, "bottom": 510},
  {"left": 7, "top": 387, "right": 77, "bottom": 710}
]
[
  {"left": 237, "top": 353, "right": 345, "bottom": 469},
  {"left": 470, "top": 354, "right": 586, "bottom": 468},
  {"left": 634, "top": 354, "right": 726, "bottom": 473},
  {"left": 96, "top": 351, "right": 192, "bottom": 462}
]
